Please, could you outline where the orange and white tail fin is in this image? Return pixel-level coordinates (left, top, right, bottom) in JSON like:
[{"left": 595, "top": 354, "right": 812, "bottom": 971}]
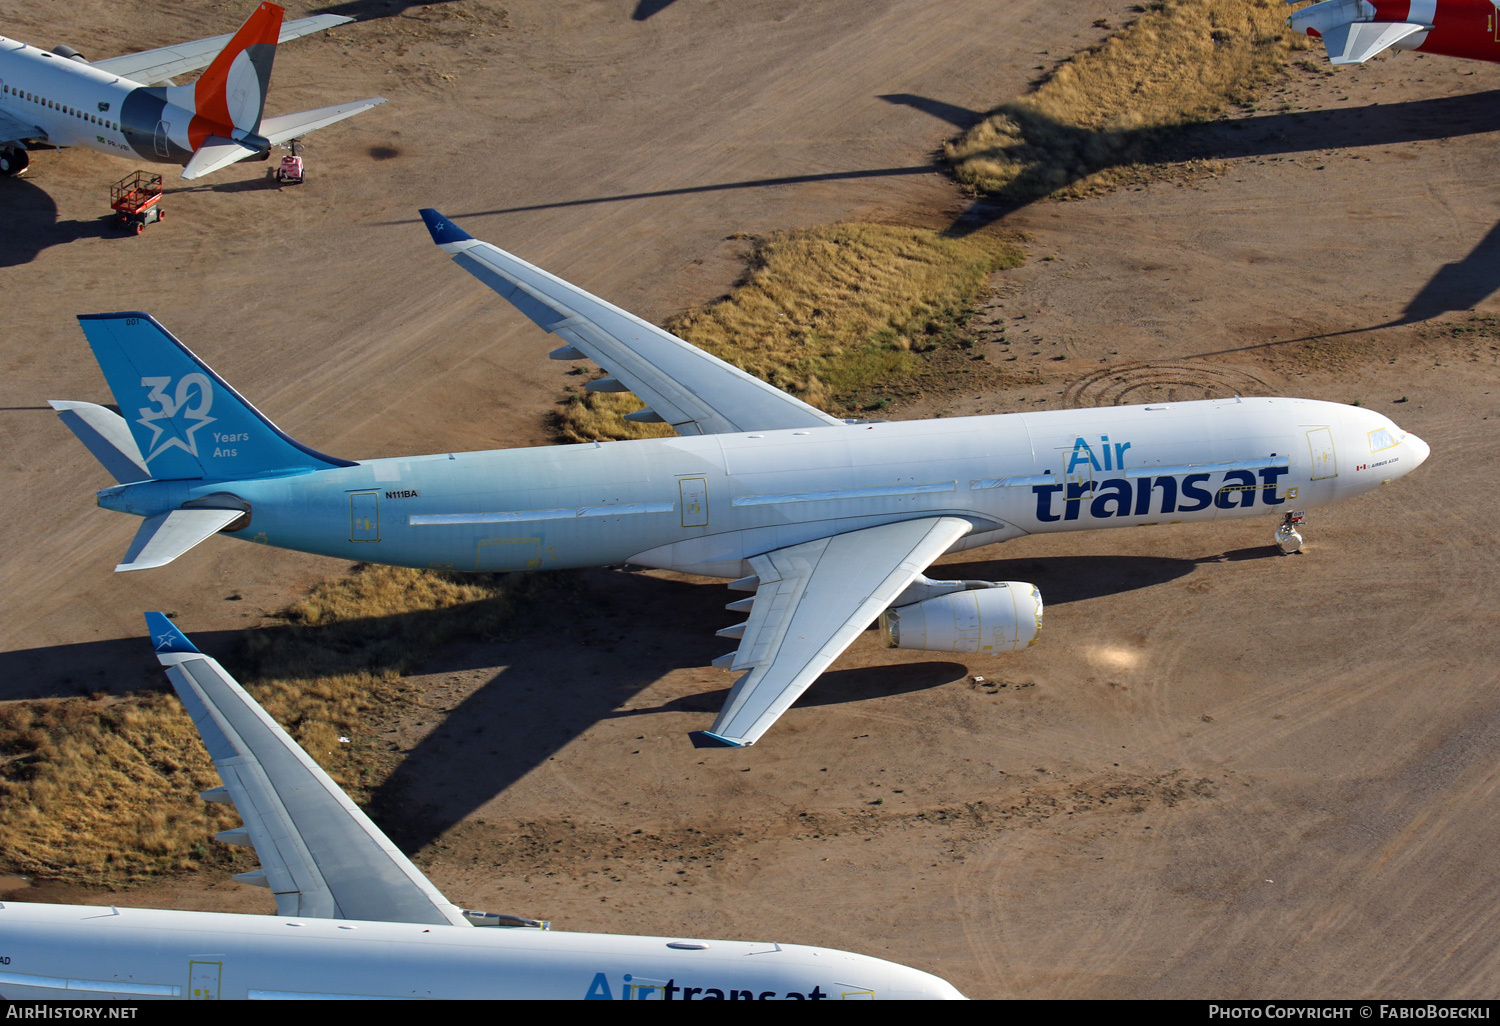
[{"left": 166, "top": 2, "right": 284, "bottom": 146}]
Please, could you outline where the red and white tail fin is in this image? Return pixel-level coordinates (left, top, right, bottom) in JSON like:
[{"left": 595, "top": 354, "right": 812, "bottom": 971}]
[{"left": 166, "top": 2, "right": 284, "bottom": 147}]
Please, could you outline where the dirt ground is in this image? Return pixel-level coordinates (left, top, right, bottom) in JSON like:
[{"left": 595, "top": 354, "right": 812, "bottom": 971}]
[{"left": 1, "top": 0, "right": 1498, "bottom": 1000}]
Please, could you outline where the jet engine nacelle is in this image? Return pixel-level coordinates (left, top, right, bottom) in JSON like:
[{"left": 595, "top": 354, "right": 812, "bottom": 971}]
[
  {"left": 880, "top": 582, "right": 1042, "bottom": 654},
  {"left": 50, "top": 45, "right": 88, "bottom": 63}
]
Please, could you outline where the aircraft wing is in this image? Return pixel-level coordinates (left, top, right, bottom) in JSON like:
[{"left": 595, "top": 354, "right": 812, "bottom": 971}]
[
  {"left": 91, "top": 14, "right": 352, "bottom": 85},
  {"left": 0, "top": 107, "right": 44, "bottom": 146},
  {"left": 145, "top": 612, "right": 470, "bottom": 927},
  {"left": 420, "top": 208, "right": 844, "bottom": 436},
  {"left": 692, "top": 516, "right": 973, "bottom": 748}
]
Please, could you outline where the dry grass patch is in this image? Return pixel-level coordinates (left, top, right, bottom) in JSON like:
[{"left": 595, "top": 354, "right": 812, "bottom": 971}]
[
  {"left": 0, "top": 565, "right": 537, "bottom": 885},
  {"left": 555, "top": 223, "right": 1022, "bottom": 442},
  {"left": 945, "top": 0, "right": 1313, "bottom": 202},
  {"left": 0, "top": 694, "right": 238, "bottom": 882}
]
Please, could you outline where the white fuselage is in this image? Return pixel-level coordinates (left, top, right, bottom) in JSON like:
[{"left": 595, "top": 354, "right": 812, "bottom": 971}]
[
  {"left": 0, "top": 36, "right": 203, "bottom": 164},
  {"left": 0, "top": 902, "right": 963, "bottom": 1000},
  {"left": 99, "top": 396, "right": 1430, "bottom": 578}
]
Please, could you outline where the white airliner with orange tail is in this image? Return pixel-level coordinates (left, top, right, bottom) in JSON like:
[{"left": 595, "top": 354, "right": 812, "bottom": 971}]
[{"left": 0, "top": 2, "right": 383, "bottom": 178}]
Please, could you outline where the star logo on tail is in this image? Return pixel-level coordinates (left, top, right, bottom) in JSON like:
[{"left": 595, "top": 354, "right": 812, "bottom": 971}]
[{"left": 137, "top": 373, "right": 217, "bottom": 464}]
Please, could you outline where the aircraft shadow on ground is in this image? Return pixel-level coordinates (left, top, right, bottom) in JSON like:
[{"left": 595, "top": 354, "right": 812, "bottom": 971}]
[
  {"left": 0, "top": 570, "right": 642, "bottom": 702},
  {"left": 0, "top": 176, "right": 122, "bottom": 268},
  {"left": 632, "top": 0, "right": 680, "bottom": 18},
  {"left": 379, "top": 90, "right": 1500, "bottom": 320},
  {"left": 312, "top": 0, "right": 465, "bottom": 20},
  {"left": 1181, "top": 211, "right": 1500, "bottom": 360},
  {"left": 1393, "top": 216, "right": 1500, "bottom": 325},
  {"left": 0, "top": 555, "right": 1197, "bottom": 848},
  {"left": 168, "top": 172, "right": 283, "bottom": 196},
  {"left": 935, "top": 552, "right": 1196, "bottom": 605},
  {"left": 889, "top": 85, "right": 1500, "bottom": 331},
  {"left": 376, "top": 164, "right": 945, "bottom": 226},
  {"left": 1213, "top": 545, "right": 1288, "bottom": 562},
  {"left": 610, "top": 660, "right": 970, "bottom": 722},
  {"left": 367, "top": 567, "right": 729, "bottom": 851},
  {"left": 367, "top": 553, "right": 1198, "bottom": 850},
  {"left": 0, "top": 617, "right": 269, "bottom": 703},
  {"left": 932, "top": 89, "right": 1500, "bottom": 237},
  {"left": 877, "top": 92, "right": 987, "bottom": 130}
]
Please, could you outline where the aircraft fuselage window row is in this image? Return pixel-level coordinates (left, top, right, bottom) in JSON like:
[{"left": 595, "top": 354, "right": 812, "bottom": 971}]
[{"left": 2, "top": 84, "right": 119, "bottom": 130}]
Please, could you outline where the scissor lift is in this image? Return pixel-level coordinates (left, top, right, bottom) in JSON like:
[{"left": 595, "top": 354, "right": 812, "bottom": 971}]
[{"left": 111, "top": 171, "right": 164, "bottom": 234}]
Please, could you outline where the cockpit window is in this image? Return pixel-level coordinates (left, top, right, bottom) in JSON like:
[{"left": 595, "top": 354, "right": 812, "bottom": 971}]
[{"left": 1369, "top": 427, "right": 1404, "bottom": 452}]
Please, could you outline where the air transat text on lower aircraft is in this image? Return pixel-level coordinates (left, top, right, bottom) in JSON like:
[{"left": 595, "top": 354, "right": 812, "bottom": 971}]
[{"left": 585, "top": 973, "right": 840, "bottom": 999}]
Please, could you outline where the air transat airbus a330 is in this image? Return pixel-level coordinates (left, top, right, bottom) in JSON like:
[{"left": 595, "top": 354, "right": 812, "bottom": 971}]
[
  {"left": 0, "top": 3, "right": 383, "bottom": 178},
  {"left": 49, "top": 209, "right": 1429, "bottom": 749},
  {"left": 0, "top": 614, "right": 963, "bottom": 1001},
  {"left": 1289, "top": 0, "right": 1500, "bottom": 66}
]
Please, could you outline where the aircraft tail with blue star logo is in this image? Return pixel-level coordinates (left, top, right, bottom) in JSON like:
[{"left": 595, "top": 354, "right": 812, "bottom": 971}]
[
  {"left": 56, "top": 312, "right": 352, "bottom": 482},
  {"left": 51, "top": 313, "right": 355, "bottom": 571}
]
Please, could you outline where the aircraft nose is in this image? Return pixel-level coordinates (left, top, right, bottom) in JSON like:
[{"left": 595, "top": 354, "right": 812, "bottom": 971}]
[
  {"left": 901, "top": 971, "right": 968, "bottom": 1000},
  {"left": 879, "top": 960, "right": 967, "bottom": 999},
  {"left": 1405, "top": 431, "right": 1430, "bottom": 470}
]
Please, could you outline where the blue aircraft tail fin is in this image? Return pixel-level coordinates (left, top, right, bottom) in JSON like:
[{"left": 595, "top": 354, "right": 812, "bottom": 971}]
[{"left": 73, "top": 313, "right": 354, "bottom": 481}]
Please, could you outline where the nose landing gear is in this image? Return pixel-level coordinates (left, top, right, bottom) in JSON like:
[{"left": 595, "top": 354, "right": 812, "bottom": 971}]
[{"left": 1275, "top": 510, "right": 1306, "bottom": 554}]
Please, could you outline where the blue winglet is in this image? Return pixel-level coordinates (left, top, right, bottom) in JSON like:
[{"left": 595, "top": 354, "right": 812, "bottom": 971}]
[
  {"left": 420, "top": 208, "right": 473, "bottom": 245},
  {"left": 144, "top": 612, "right": 199, "bottom": 655},
  {"left": 688, "top": 730, "right": 744, "bottom": 749}
]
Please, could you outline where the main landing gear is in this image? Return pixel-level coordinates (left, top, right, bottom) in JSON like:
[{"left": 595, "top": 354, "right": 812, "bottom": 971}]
[
  {"left": 1275, "top": 510, "right": 1306, "bottom": 555},
  {"left": 0, "top": 148, "right": 29, "bottom": 177}
]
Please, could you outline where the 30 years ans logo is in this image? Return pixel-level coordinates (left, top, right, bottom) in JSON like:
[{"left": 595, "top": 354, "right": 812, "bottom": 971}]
[{"left": 136, "top": 373, "right": 216, "bottom": 463}]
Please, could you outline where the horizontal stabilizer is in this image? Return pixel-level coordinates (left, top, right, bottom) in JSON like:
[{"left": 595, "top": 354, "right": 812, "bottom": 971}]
[
  {"left": 180, "top": 135, "right": 262, "bottom": 180},
  {"left": 48, "top": 400, "right": 149, "bottom": 483},
  {"left": 1320, "top": 21, "right": 1426, "bottom": 64},
  {"left": 117, "top": 508, "right": 244, "bottom": 572},
  {"left": 259, "top": 98, "right": 387, "bottom": 146}
]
